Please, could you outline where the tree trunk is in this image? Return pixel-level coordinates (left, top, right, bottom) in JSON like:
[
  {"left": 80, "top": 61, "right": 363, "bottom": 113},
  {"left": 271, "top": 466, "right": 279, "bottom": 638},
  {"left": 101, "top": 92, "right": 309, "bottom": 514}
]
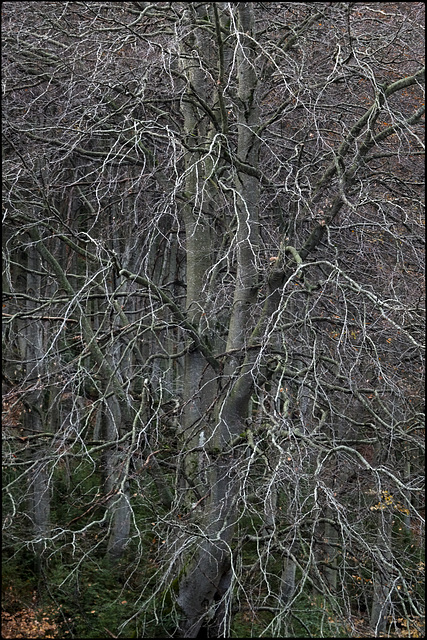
[
  {"left": 177, "top": 5, "right": 261, "bottom": 635},
  {"left": 24, "top": 246, "right": 50, "bottom": 574},
  {"left": 370, "top": 511, "right": 393, "bottom": 634}
]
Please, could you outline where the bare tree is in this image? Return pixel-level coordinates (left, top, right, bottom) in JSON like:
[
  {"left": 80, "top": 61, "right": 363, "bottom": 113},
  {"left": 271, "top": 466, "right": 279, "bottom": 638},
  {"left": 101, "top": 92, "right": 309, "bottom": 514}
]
[{"left": 2, "top": 2, "right": 424, "bottom": 638}]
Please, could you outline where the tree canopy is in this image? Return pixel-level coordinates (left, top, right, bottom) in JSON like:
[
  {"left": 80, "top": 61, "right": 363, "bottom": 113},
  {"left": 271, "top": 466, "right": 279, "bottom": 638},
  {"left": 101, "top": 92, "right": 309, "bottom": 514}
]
[{"left": 2, "top": 2, "right": 425, "bottom": 638}]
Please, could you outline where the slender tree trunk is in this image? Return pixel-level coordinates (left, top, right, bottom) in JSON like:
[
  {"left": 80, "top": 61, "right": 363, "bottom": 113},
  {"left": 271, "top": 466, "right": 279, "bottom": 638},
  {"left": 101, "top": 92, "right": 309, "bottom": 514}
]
[
  {"left": 103, "top": 395, "right": 132, "bottom": 561},
  {"left": 178, "top": 4, "right": 219, "bottom": 508},
  {"left": 24, "top": 247, "right": 50, "bottom": 574},
  {"left": 370, "top": 510, "right": 393, "bottom": 634}
]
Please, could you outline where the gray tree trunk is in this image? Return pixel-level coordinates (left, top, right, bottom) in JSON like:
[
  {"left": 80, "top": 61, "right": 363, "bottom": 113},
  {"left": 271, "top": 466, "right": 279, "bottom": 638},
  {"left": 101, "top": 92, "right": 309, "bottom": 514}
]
[
  {"left": 370, "top": 511, "right": 393, "bottom": 634},
  {"left": 177, "top": 5, "right": 261, "bottom": 636},
  {"left": 24, "top": 246, "right": 50, "bottom": 572}
]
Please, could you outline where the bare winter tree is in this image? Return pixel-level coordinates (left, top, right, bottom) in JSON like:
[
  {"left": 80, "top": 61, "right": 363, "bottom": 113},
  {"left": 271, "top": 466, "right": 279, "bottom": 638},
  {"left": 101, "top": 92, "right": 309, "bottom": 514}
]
[{"left": 2, "top": 2, "right": 424, "bottom": 638}]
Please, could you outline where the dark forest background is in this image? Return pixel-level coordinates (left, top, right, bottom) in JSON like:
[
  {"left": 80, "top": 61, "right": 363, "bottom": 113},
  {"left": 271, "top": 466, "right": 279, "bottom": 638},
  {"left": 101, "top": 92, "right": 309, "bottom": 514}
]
[{"left": 2, "top": 2, "right": 425, "bottom": 638}]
